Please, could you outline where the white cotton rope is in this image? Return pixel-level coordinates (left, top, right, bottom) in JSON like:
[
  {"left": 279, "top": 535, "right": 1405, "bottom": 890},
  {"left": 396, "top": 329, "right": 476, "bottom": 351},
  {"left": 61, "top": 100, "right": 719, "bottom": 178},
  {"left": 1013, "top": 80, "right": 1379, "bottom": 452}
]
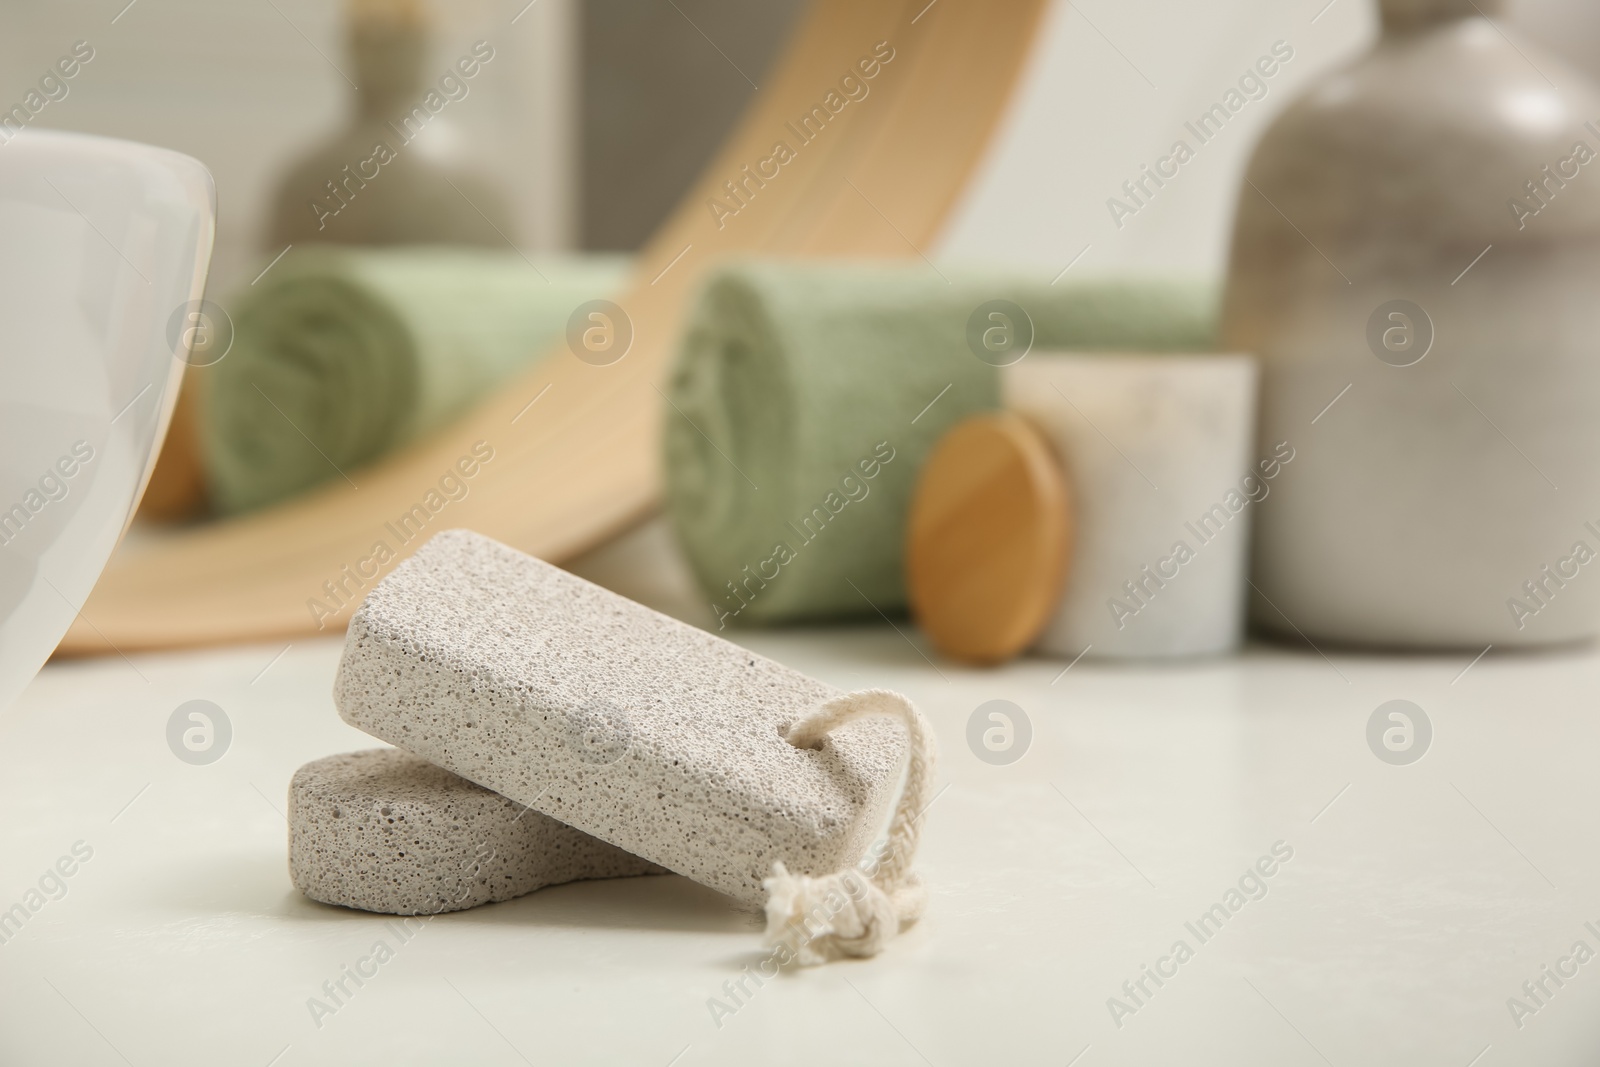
[{"left": 761, "top": 688, "right": 937, "bottom": 965}]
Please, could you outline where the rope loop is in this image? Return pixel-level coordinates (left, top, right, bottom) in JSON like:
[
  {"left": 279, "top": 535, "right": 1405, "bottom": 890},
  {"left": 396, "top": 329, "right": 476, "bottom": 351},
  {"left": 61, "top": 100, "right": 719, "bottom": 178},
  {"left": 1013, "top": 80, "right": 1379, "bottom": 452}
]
[{"left": 762, "top": 688, "right": 936, "bottom": 965}]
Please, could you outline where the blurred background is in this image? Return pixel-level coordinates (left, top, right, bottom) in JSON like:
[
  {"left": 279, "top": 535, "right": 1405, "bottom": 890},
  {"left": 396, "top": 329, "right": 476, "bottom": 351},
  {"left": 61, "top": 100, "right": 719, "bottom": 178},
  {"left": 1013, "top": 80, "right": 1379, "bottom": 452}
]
[
  {"left": 0, "top": 0, "right": 1384, "bottom": 284},
  {"left": 3, "top": 0, "right": 1593, "bottom": 286},
  {"left": 12, "top": 0, "right": 1600, "bottom": 651}
]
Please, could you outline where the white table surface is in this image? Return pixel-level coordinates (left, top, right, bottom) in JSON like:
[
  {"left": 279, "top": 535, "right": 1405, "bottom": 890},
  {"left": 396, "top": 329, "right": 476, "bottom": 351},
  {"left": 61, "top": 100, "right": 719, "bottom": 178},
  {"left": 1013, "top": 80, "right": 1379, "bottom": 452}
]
[{"left": 3, "top": 569, "right": 1599, "bottom": 1065}]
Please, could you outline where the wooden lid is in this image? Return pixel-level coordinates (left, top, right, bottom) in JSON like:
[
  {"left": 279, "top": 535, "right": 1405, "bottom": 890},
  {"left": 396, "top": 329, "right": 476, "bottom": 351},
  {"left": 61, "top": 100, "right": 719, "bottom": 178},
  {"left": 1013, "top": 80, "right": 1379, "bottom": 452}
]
[{"left": 906, "top": 411, "right": 1072, "bottom": 665}]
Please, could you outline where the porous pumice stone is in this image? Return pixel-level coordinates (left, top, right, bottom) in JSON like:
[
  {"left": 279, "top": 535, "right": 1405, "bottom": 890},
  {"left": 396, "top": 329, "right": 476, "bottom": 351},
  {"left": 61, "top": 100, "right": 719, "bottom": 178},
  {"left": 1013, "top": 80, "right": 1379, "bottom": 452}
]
[
  {"left": 334, "top": 529, "right": 907, "bottom": 908},
  {"left": 289, "top": 748, "right": 664, "bottom": 915}
]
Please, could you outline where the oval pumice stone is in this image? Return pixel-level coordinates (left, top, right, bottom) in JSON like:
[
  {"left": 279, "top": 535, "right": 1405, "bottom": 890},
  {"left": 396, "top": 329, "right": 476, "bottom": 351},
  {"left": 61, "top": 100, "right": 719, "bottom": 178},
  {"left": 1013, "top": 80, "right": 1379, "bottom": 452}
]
[{"left": 289, "top": 748, "right": 663, "bottom": 915}]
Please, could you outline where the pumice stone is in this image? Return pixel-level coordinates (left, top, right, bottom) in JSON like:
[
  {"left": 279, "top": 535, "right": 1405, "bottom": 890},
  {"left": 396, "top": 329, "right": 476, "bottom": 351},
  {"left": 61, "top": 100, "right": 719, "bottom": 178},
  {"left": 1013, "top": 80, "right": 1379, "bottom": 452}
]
[
  {"left": 289, "top": 748, "right": 663, "bottom": 915},
  {"left": 334, "top": 529, "right": 907, "bottom": 908}
]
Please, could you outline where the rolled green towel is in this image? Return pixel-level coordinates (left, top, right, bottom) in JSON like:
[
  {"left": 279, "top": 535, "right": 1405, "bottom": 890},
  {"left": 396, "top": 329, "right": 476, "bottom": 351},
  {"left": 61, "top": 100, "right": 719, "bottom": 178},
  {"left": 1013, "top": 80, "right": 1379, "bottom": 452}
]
[
  {"left": 200, "top": 248, "right": 629, "bottom": 514},
  {"left": 663, "top": 261, "right": 1217, "bottom": 627}
]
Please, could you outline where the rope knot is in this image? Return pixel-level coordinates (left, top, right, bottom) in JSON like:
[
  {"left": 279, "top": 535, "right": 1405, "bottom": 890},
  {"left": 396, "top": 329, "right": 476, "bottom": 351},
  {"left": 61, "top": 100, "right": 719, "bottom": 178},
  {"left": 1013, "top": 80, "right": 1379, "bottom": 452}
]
[
  {"left": 758, "top": 688, "right": 936, "bottom": 966},
  {"left": 762, "top": 862, "right": 899, "bottom": 964}
]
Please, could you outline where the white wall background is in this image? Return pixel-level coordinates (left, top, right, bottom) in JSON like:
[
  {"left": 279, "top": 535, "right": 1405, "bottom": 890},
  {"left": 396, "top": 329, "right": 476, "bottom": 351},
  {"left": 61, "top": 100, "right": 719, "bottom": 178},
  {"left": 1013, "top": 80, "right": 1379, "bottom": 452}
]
[
  {"left": 937, "top": 0, "right": 1374, "bottom": 276},
  {"left": 0, "top": 0, "right": 1589, "bottom": 292}
]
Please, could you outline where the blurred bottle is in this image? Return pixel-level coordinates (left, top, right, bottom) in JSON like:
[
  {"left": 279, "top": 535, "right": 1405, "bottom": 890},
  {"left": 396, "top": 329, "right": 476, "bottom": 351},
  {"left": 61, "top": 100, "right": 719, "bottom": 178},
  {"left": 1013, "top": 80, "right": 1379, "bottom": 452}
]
[
  {"left": 264, "top": 0, "right": 516, "bottom": 247},
  {"left": 1223, "top": 0, "right": 1600, "bottom": 648},
  {"left": 1511, "top": 0, "right": 1600, "bottom": 87}
]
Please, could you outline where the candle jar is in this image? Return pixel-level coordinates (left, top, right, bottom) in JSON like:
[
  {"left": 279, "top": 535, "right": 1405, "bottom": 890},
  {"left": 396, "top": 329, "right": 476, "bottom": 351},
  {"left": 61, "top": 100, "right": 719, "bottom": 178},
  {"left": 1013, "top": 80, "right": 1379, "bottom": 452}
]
[
  {"left": 1008, "top": 354, "right": 1260, "bottom": 659},
  {"left": 1222, "top": 0, "right": 1600, "bottom": 648},
  {"left": 906, "top": 354, "right": 1260, "bottom": 664}
]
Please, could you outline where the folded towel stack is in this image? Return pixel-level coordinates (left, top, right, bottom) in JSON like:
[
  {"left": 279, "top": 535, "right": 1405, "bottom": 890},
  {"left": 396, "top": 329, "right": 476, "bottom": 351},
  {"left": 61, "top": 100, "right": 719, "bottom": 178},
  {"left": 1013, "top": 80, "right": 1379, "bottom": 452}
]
[{"left": 663, "top": 262, "right": 1217, "bottom": 625}]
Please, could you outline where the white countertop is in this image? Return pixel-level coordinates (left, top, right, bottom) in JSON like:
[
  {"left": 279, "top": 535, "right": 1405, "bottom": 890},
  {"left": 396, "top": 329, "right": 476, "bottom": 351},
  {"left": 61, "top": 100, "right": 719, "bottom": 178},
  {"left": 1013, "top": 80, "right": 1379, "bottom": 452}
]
[{"left": 3, "top": 618, "right": 1598, "bottom": 1066}]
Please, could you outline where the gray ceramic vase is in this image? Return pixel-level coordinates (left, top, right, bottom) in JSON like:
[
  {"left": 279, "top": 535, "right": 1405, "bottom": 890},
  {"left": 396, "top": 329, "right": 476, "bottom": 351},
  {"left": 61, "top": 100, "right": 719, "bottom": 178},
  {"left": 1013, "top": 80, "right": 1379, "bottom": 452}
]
[
  {"left": 1222, "top": 0, "right": 1600, "bottom": 649},
  {"left": 266, "top": 0, "right": 516, "bottom": 249}
]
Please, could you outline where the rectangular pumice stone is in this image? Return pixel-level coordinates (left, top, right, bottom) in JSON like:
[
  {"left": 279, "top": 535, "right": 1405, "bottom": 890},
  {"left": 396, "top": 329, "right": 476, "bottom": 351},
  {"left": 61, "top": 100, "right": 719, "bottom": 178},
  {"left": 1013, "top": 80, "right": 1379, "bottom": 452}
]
[{"left": 334, "top": 529, "right": 907, "bottom": 908}]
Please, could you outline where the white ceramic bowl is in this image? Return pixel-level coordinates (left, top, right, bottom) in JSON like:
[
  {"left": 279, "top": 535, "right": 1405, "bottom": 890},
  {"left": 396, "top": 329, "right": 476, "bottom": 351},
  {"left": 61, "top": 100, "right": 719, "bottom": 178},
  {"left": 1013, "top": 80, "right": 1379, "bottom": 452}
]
[{"left": 0, "top": 129, "right": 214, "bottom": 713}]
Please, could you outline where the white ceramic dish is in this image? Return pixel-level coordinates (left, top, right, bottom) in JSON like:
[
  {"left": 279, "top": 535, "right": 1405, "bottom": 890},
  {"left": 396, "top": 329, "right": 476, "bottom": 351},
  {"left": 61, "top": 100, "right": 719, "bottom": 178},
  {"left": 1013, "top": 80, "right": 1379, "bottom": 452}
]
[{"left": 0, "top": 129, "right": 214, "bottom": 714}]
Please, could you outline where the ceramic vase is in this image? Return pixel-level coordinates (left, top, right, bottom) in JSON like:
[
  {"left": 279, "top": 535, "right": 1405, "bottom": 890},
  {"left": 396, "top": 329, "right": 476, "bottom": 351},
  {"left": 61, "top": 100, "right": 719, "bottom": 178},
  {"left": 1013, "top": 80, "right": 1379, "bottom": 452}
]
[
  {"left": 265, "top": 0, "right": 516, "bottom": 248},
  {"left": 1222, "top": 0, "right": 1600, "bottom": 648}
]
